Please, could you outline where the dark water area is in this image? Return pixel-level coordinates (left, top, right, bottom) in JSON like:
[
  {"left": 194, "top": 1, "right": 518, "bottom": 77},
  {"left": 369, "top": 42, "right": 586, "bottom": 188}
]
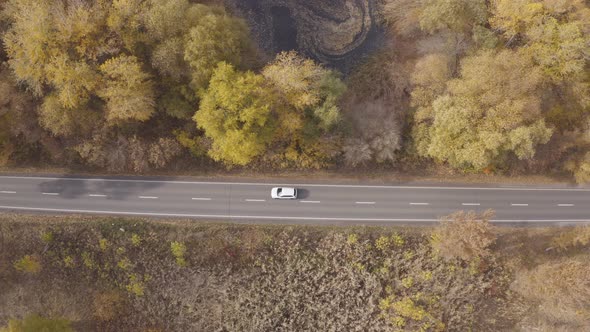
[
  {"left": 329, "top": 24, "right": 386, "bottom": 75},
  {"left": 228, "top": 0, "right": 386, "bottom": 75},
  {"left": 270, "top": 6, "right": 298, "bottom": 52}
]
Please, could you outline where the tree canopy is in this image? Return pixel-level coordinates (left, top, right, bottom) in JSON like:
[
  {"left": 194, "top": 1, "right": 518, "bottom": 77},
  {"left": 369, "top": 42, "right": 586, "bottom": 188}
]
[
  {"left": 194, "top": 62, "right": 277, "bottom": 166},
  {"left": 98, "top": 55, "right": 155, "bottom": 122},
  {"left": 414, "top": 50, "right": 553, "bottom": 170}
]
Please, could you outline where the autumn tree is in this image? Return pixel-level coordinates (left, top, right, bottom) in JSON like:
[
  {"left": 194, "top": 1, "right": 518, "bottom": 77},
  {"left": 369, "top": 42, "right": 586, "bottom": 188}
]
[
  {"left": 413, "top": 50, "right": 553, "bottom": 170},
  {"left": 489, "top": 0, "right": 590, "bottom": 173},
  {"left": 45, "top": 55, "right": 98, "bottom": 109},
  {"left": 431, "top": 210, "right": 497, "bottom": 261},
  {"left": 381, "top": 0, "right": 488, "bottom": 35},
  {"left": 98, "top": 55, "right": 155, "bottom": 122},
  {"left": 0, "top": 66, "right": 38, "bottom": 163},
  {"left": 419, "top": 0, "right": 488, "bottom": 34},
  {"left": 3, "top": 0, "right": 112, "bottom": 137},
  {"left": 3, "top": 0, "right": 55, "bottom": 95},
  {"left": 105, "top": 0, "right": 146, "bottom": 51},
  {"left": 194, "top": 62, "right": 277, "bottom": 166},
  {"left": 261, "top": 51, "right": 345, "bottom": 168},
  {"left": 341, "top": 51, "right": 409, "bottom": 166},
  {"left": 343, "top": 99, "right": 402, "bottom": 166},
  {"left": 491, "top": 0, "right": 589, "bottom": 82},
  {"left": 565, "top": 150, "right": 590, "bottom": 184},
  {"left": 410, "top": 53, "right": 451, "bottom": 111},
  {"left": 184, "top": 5, "right": 253, "bottom": 92},
  {"left": 36, "top": 92, "right": 101, "bottom": 139}
]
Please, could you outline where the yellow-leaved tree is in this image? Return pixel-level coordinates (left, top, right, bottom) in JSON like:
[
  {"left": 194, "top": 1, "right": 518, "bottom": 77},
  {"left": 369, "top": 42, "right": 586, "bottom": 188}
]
[
  {"left": 413, "top": 50, "right": 553, "bottom": 170},
  {"left": 98, "top": 55, "right": 155, "bottom": 122},
  {"left": 194, "top": 62, "right": 278, "bottom": 166},
  {"left": 261, "top": 51, "right": 346, "bottom": 168}
]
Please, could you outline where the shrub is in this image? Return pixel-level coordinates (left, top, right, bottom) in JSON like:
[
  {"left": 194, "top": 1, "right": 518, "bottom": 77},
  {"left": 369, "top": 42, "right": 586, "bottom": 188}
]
[
  {"left": 131, "top": 233, "right": 142, "bottom": 246},
  {"left": 170, "top": 241, "right": 187, "bottom": 267},
  {"left": 81, "top": 251, "right": 95, "bottom": 269},
  {"left": 126, "top": 274, "right": 145, "bottom": 297},
  {"left": 99, "top": 238, "right": 109, "bottom": 251},
  {"left": 379, "top": 296, "right": 444, "bottom": 331},
  {"left": 431, "top": 210, "right": 497, "bottom": 261},
  {"left": 93, "top": 291, "right": 124, "bottom": 321},
  {"left": 63, "top": 255, "right": 74, "bottom": 268},
  {"left": 117, "top": 257, "right": 131, "bottom": 270},
  {"left": 13, "top": 255, "right": 42, "bottom": 274},
  {"left": 40, "top": 231, "right": 53, "bottom": 244},
  {"left": 513, "top": 258, "right": 590, "bottom": 326},
  {"left": 551, "top": 225, "right": 590, "bottom": 251},
  {"left": 1, "top": 314, "right": 72, "bottom": 332}
]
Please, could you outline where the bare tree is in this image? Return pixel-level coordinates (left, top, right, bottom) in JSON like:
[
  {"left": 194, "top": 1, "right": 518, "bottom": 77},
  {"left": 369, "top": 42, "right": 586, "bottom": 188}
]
[{"left": 431, "top": 209, "right": 497, "bottom": 261}]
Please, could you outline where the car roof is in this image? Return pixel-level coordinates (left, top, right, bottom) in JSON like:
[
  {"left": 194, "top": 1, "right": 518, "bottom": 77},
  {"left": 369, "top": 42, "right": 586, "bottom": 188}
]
[{"left": 280, "top": 187, "right": 295, "bottom": 196}]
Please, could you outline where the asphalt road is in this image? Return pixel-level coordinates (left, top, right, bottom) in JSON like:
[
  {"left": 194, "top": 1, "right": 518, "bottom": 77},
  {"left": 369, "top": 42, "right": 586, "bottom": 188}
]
[{"left": 0, "top": 175, "right": 589, "bottom": 224}]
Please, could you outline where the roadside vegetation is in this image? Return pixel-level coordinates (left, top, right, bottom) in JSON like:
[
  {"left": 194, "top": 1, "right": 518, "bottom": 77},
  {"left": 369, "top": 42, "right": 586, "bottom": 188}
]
[
  {"left": 1, "top": 213, "right": 589, "bottom": 331},
  {"left": 0, "top": 0, "right": 586, "bottom": 182}
]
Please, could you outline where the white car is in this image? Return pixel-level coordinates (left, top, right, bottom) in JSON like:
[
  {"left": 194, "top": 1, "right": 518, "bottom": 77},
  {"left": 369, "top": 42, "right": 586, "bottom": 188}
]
[{"left": 271, "top": 187, "right": 298, "bottom": 199}]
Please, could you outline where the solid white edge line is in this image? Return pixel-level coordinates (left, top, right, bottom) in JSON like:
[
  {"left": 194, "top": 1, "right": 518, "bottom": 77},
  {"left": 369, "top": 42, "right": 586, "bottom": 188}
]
[
  {"left": 462, "top": 203, "right": 481, "bottom": 206},
  {"left": 410, "top": 203, "right": 429, "bottom": 206},
  {"left": 355, "top": 202, "right": 375, "bottom": 205},
  {"left": 0, "top": 205, "right": 588, "bottom": 223},
  {"left": 511, "top": 203, "right": 529, "bottom": 206},
  {"left": 300, "top": 201, "right": 321, "bottom": 203},
  {"left": 42, "top": 192, "right": 59, "bottom": 196},
  {"left": 138, "top": 196, "right": 158, "bottom": 199},
  {"left": 2, "top": 176, "right": 590, "bottom": 191},
  {"left": 558, "top": 204, "right": 574, "bottom": 207},
  {"left": 191, "top": 197, "right": 212, "bottom": 201},
  {"left": 245, "top": 199, "right": 265, "bottom": 202},
  {"left": 89, "top": 194, "right": 107, "bottom": 197},
  {"left": 0, "top": 191, "right": 16, "bottom": 194}
]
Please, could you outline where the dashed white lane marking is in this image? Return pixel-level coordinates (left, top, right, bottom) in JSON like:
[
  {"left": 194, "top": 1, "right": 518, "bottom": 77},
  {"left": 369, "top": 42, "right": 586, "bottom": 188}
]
[
  {"left": 511, "top": 203, "right": 529, "bottom": 206},
  {"left": 410, "top": 202, "right": 430, "bottom": 206},
  {"left": 0, "top": 191, "right": 16, "bottom": 194},
  {"left": 42, "top": 192, "right": 59, "bottom": 196},
  {"left": 301, "top": 200, "right": 321, "bottom": 204},
  {"left": 245, "top": 199, "right": 265, "bottom": 202},
  {"left": 192, "top": 197, "right": 212, "bottom": 201},
  {"left": 138, "top": 196, "right": 158, "bottom": 199},
  {"left": 89, "top": 194, "right": 107, "bottom": 197},
  {"left": 355, "top": 201, "right": 376, "bottom": 205},
  {"left": 462, "top": 203, "right": 481, "bottom": 206},
  {"left": 558, "top": 204, "right": 574, "bottom": 207}
]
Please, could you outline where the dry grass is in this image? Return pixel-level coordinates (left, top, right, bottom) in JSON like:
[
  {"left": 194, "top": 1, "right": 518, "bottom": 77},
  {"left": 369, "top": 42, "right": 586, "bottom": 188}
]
[{"left": 0, "top": 214, "right": 588, "bottom": 331}]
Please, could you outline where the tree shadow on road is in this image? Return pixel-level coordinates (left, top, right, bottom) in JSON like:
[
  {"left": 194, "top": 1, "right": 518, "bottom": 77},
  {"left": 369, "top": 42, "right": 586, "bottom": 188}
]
[{"left": 37, "top": 178, "right": 164, "bottom": 200}]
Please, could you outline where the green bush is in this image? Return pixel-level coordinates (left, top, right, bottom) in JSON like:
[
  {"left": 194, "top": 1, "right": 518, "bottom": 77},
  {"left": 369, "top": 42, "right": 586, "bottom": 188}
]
[
  {"left": 1, "top": 314, "right": 72, "bottom": 332},
  {"left": 13, "top": 255, "right": 42, "bottom": 274},
  {"left": 40, "top": 231, "right": 53, "bottom": 244},
  {"left": 170, "top": 241, "right": 187, "bottom": 267},
  {"left": 131, "top": 233, "right": 142, "bottom": 246}
]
